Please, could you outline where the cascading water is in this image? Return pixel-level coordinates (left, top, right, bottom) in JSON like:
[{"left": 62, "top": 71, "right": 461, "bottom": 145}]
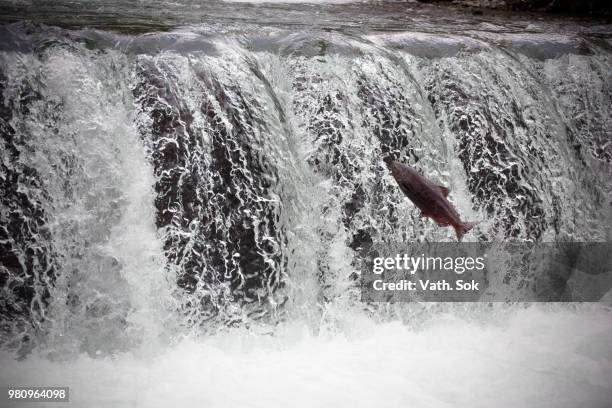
[
  {"left": 0, "top": 4, "right": 611, "bottom": 406},
  {"left": 0, "top": 39, "right": 173, "bottom": 356}
]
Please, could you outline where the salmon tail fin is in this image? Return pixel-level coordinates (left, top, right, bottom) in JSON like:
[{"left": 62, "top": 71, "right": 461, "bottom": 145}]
[{"left": 455, "top": 221, "right": 478, "bottom": 242}]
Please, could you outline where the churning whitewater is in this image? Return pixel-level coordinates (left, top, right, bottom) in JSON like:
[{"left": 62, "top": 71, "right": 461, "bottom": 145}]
[{"left": 0, "top": 5, "right": 611, "bottom": 406}]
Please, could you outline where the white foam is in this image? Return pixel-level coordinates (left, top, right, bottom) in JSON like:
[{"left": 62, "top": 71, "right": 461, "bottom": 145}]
[{"left": 2, "top": 305, "right": 610, "bottom": 407}]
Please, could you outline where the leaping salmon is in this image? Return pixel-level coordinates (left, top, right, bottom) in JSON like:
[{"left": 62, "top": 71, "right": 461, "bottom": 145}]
[{"left": 389, "top": 160, "right": 477, "bottom": 241}]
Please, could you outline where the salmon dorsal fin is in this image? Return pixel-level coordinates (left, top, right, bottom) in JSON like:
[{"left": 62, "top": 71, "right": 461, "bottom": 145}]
[{"left": 438, "top": 185, "right": 449, "bottom": 197}]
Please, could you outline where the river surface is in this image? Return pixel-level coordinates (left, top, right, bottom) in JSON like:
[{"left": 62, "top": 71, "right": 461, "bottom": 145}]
[{"left": 0, "top": 1, "right": 611, "bottom": 407}]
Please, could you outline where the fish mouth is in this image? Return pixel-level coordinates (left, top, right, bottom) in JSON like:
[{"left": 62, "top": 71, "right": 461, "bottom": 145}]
[
  {"left": 389, "top": 161, "right": 400, "bottom": 177},
  {"left": 390, "top": 160, "right": 404, "bottom": 175}
]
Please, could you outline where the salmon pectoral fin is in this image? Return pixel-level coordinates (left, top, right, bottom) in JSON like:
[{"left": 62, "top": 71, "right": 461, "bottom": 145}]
[
  {"left": 438, "top": 185, "right": 449, "bottom": 197},
  {"left": 454, "top": 221, "right": 478, "bottom": 241}
]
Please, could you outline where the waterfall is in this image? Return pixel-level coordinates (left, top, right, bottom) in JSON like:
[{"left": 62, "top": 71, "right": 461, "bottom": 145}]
[{"left": 1, "top": 22, "right": 611, "bottom": 358}]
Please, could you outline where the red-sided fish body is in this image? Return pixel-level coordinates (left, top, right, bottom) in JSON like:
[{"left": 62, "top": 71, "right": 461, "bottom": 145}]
[{"left": 390, "top": 161, "right": 476, "bottom": 241}]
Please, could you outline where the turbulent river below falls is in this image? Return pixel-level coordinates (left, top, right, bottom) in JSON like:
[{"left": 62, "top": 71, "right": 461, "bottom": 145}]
[{"left": 0, "top": 1, "right": 611, "bottom": 407}]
